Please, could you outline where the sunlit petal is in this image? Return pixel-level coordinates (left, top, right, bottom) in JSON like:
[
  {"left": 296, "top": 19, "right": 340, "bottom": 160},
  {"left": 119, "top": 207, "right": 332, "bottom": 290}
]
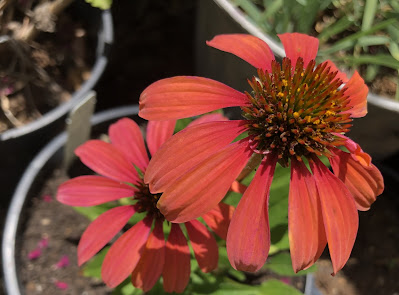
[
  {"left": 57, "top": 176, "right": 135, "bottom": 206},
  {"left": 324, "top": 60, "right": 349, "bottom": 83},
  {"left": 145, "top": 120, "right": 248, "bottom": 193},
  {"left": 139, "top": 76, "right": 249, "bottom": 120},
  {"left": 78, "top": 205, "right": 136, "bottom": 266},
  {"left": 163, "top": 224, "right": 190, "bottom": 293},
  {"left": 109, "top": 118, "right": 149, "bottom": 172},
  {"left": 207, "top": 34, "right": 275, "bottom": 71},
  {"left": 187, "top": 113, "right": 228, "bottom": 127},
  {"left": 330, "top": 148, "right": 383, "bottom": 211},
  {"left": 278, "top": 33, "right": 319, "bottom": 68},
  {"left": 227, "top": 154, "right": 277, "bottom": 272},
  {"left": 131, "top": 220, "right": 165, "bottom": 292},
  {"left": 341, "top": 71, "right": 368, "bottom": 118},
  {"left": 202, "top": 202, "right": 235, "bottom": 240},
  {"left": 309, "top": 157, "right": 358, "bottom": 275},
  {"left": 289, "top": 159, "right": 327, "bottom": 272},
  {"left": 185, "top": 220, "right": 218, "bottom": 272},
  {"left": 158, "top": 140, "right": 252, "bottom": 223},
  {"left": 102, "top": 216, "right": 152, "bottom": 288},
  {"left": 75, "top": 140, "right": 139, "bottom": 184},
  {"left": 146, "top": 120, "right": 176, "bottom": 156}
]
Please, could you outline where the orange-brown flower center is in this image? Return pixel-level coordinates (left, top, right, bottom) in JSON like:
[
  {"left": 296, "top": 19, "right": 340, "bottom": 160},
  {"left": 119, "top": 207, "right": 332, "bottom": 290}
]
[
  {"left": 242, "top": 57, "right": 352, "bottom": 167},
  {"left": 134, "top": 180, "right": 164, "bottom": 221}
]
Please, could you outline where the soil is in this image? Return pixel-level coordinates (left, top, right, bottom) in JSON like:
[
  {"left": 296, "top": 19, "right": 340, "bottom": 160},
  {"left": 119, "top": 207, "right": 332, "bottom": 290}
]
[
  {"left": 18, "top": 169, "right": 112, "bottom": 295},
  {"left": 0, "top": 1, "right": 93, "bottom": 133}
]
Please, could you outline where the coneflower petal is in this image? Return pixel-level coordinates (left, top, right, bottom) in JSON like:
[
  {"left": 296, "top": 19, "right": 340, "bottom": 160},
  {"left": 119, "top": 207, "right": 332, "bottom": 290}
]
[
  {"left": 206, "top": 34, "right": 275, "bottom": 71},
  {"left": 227, "top": 154, "right": 277, "bottom": 272}
]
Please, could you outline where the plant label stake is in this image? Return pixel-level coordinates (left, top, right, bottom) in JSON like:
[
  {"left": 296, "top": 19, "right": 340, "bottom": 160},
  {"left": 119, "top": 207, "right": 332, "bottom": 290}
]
[{"left": 63, "top": 91, "right": 96, "bottom": 169}]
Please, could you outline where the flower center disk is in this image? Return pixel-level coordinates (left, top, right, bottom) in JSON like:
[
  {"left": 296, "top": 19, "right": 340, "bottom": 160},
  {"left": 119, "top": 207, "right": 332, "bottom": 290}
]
[
  {"left": 242, "top": 57, "right": 352, "bottom": 166},
  {"left": 134, "top": 180, "right": 164, "bottom": 220}
]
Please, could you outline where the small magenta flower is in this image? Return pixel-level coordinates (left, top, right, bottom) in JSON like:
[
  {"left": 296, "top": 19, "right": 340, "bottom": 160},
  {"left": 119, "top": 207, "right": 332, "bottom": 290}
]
[
  {"left": 138, "top": 33, "right": 384, "bottom": 274},
  {"left": 28, "top": 248, "right": 41, "bottom": 260},
  {"left": 27, "top": 237, "right": 49, "bottom": 260},
  {"left": 54, "top": 280, "right": 68, "bottom": 290},
  {"left": 55, "top": 255, "right": 70, "bottom": 269},
  {"left": 57, "top": 115, "right": 233, "bottom": 293}
]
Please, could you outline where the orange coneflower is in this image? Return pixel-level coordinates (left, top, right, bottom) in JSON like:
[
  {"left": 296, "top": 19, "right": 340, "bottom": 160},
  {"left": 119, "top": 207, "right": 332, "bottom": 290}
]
[{"left": 139, "top": 33, "right": 384, "bottom": 275}]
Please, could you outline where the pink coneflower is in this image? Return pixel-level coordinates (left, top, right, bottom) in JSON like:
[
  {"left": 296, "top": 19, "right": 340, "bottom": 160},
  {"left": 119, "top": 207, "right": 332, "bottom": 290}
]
[
  {"left": 57, "top": 115, "right": 233, "bottom": 293},
  {"left": 138, "top": 33, "right": 384, "bottom": 275}
]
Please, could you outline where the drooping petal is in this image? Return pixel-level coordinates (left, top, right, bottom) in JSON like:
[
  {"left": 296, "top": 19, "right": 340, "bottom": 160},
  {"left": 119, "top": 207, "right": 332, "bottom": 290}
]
[
  {"left": 324, "top": 60, "right": 349, "bottom": 83},
  {"left": 109, "top": 118, "right": 149, "bottom": 172},
  {"left": 163, "top": 224, "right": 190, "bottom": 293},
  {"left": 57, "top": 176, "right": 135, "bottom": 206},
  {"left": 278, "top": 33, "right": 319, "bottom": 68},
  {"left": 158, "top": 140, "right": 252, "bottom": 223},
  {"left": 102, "top": 216, "right": 153, "bottom": 288},
  {"left": 187, "top": 113, "right": 228, "bottom": 127},
  {"left": 340, "top": 135, "right": 372, "bottom": 167},
  {"left": 309, "top": 157, "right": 358, "bottom": 275},
  {"left": 289, "top": 159, "right": 327, "bottom": 272},
  {"left": 227, "top": 154, "right": 278, "bottom": 272},
  {"left": 75, "top": 140, "right": 139, "bottom": 184},
  {"left": 185, "top": 220, "right": 218, "bottom": 273},
  {"left": 145, "top": 120, "right": 248, "bottom": 193},
  {"left": 78, "top": 205, "right": 137, "bottom": 266},
  {"left": 202, "top": 202, "right": 234, "bottom": 240},
  {"left": 139, "top": 76, "right": 249, "bottom": 120},
  {"left": 206, "top": 34, "right": 275, "bottom": 71},
  {"left": 131, "top": 220, "right": 165, "bottom": 292},
  {"left": 341, "top": 71, "right": 368, "bottom": 118},
  {"left": 146, "top": 120, "right": 177, "bottom": 156},
  {"left": 330, "top": 148, "right": 383, "bottom": 211}
]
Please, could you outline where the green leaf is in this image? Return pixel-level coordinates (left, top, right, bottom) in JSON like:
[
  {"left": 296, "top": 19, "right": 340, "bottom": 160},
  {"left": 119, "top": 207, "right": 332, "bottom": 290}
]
[
  {"left": 319, "top": 18, "right": 397, "bottom": 55},
  {"left": 174, "top": 118, "right": 193, "bottom": 133},
  {"left": 318, "top": 16, "right": 354, "bottom": 43},
  {"left": 85, "top": 0, "right": 112, "bottom": 10},
  {"left": 73, "top": 202, "right": 116, "bottom": 221},
  {"left": 112, "top": 278, "right": 144, "bottom": 295},
  {"left": 259, "top": 279, "right": 304, "bottom": 295},
  {"left": 234, "top": 0, "right": 264, "bottom": 23},
  {"left": 82, "top": 247, "right": 109, "bottom": 279},
  {"left": 361, "top": 0, "right": 378, "bottom": 32},
  {"left": 357, "top": 35, "right": 390, "bottom": 47},
  {"left": 204, "top": 278, "right": 304, "bottom": 295},
  {"left": 341, "top": 54, "right": 399, "bottom": 69},
  {"left": 365, "top": 64, "right": 380, "bottom": 82},
  {"left": 268, "top": 164, "right": 290, "bottom": 229},
  {"left": 269, "top": 223, "right": 290, "bottom": 254},
  {"left": 218, "top": 247, "right": 247, "bottom": 281},
  {"left": 389, "top": 41, "right": 399, "bottom": 61},
  {"left": 387, "top": 24, "right": 399, "bottom": 42},
  {"left": 204, "top": 280, "right": 265, "bottom": 295},
  {"left": 265, "top": 252, "right": 317, "bottom": 277},
  {"left": 262, "top": 0, "right": 284, "bottom": 21}
]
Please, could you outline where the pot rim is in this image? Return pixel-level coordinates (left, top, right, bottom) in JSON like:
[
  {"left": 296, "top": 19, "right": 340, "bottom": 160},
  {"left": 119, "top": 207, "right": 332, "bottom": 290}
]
[
  {"left": 0, "top": 8, "right": 114, "bottom": 141},
  {"left": 213, "top": 0, "right": 399, "bottom": 114},
  {"left": 2, "top": 105, "right": 139, "bottom": 295}
]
